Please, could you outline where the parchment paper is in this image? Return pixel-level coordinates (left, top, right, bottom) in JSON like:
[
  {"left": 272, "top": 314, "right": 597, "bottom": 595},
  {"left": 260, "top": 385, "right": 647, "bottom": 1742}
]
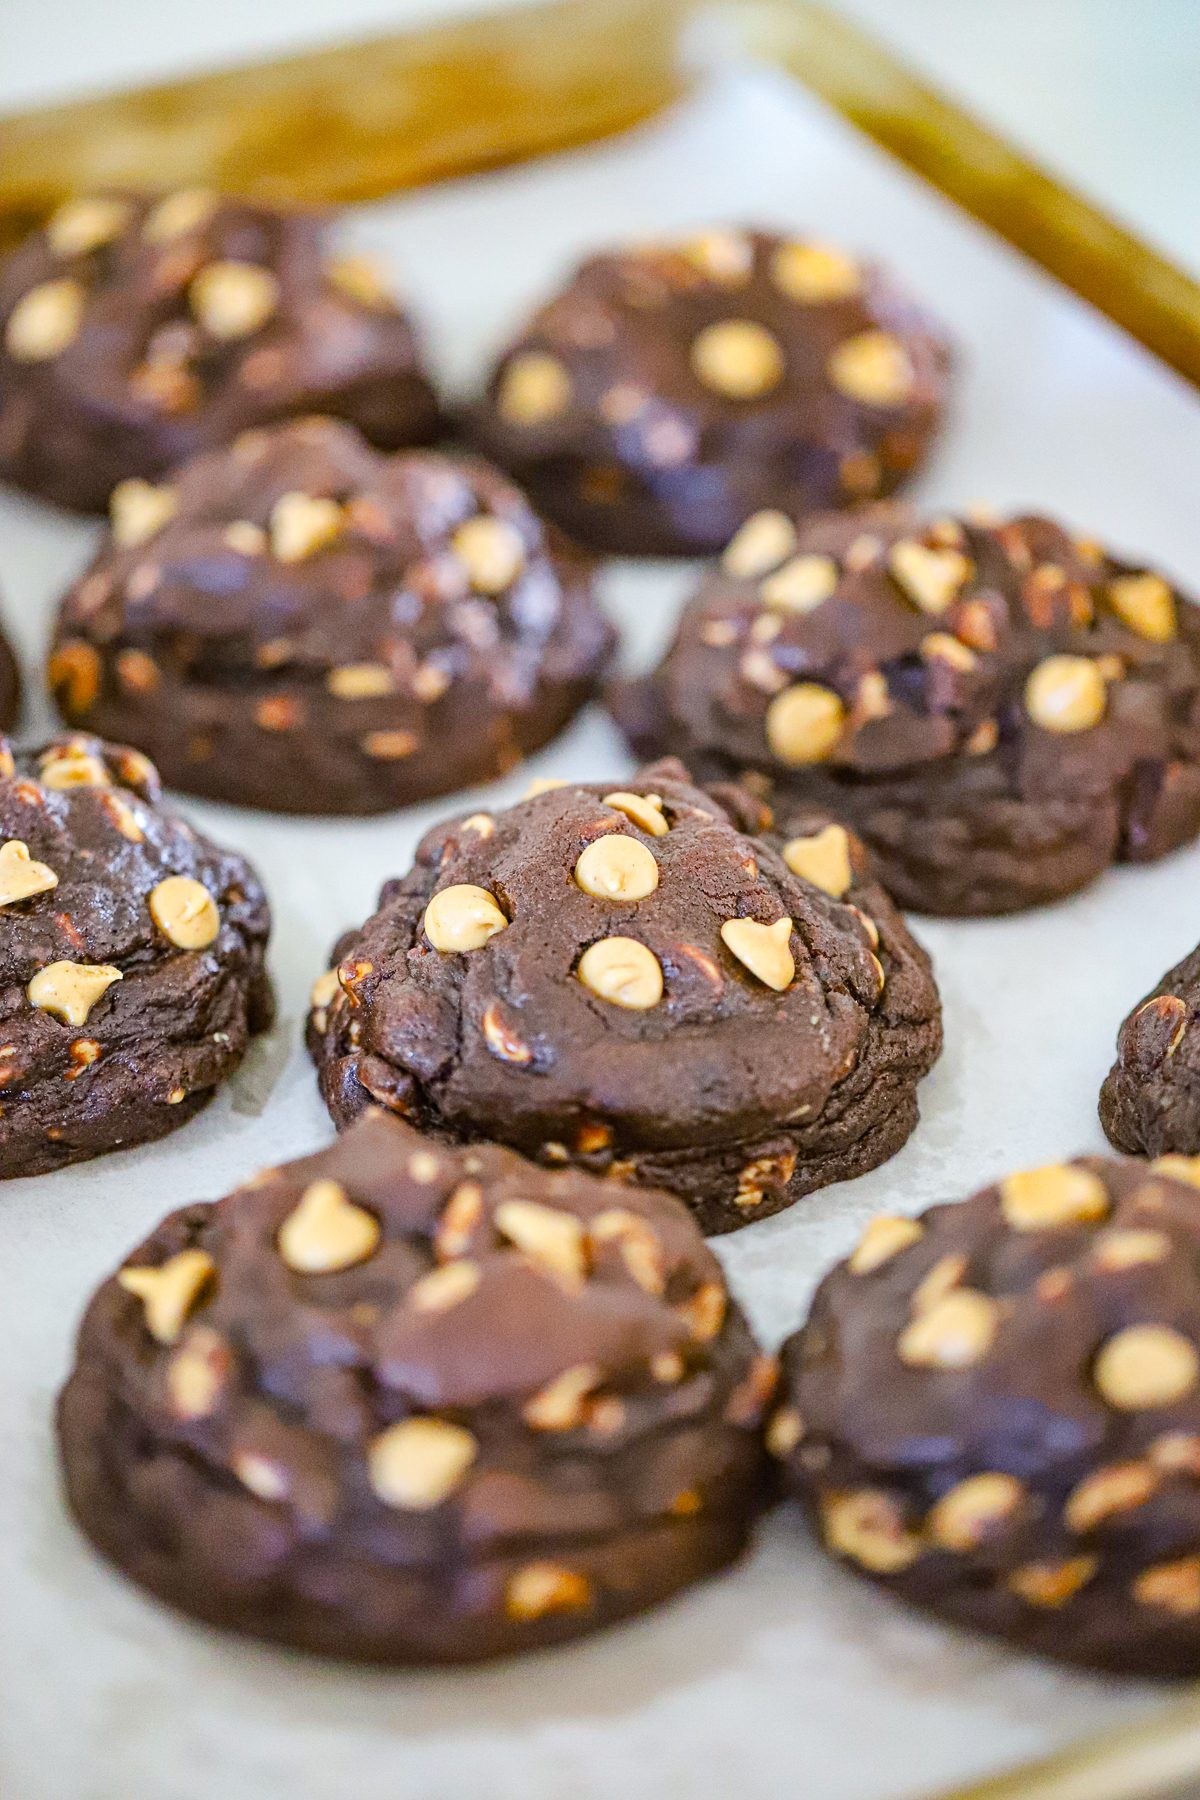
[{"left": 3, "top": 60, "right": 1199, "bottom": 1800}]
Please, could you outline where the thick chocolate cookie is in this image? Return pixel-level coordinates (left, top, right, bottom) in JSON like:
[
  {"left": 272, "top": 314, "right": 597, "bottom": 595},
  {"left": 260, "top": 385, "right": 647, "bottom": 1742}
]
[
  {"left": 0, "top": 190, "right": 439, "bottom": 512},
  {"left": 58, "top": 1108, "right": 773, "bottom": 1662},
  {"left": 468, "top": 228, "right": 950, "bottom": 556},
  {"left": 48, "top": 419, "right": 615, "bottom": 814},
  {"left": 773, "top": 1155, "right": 1200, "bottom": 1674},
  {"left": 0, "top": 619, "right": 20, "bottom": 731},
  {"left": 306, "top": 760, "right": 941, "bottom": 1234},
  {"left": 1101, "top": 947, "right": 1200, "bottom": 1158},
  {"left": 0, "top": 732, "right": 271, "bottom": 1176},
  {"left": 614, "top": 505, "right": 1200, "bottom": 914}
]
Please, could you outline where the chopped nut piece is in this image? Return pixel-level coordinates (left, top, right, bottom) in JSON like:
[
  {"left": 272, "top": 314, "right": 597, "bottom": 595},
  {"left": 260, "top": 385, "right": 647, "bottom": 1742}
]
[
  {"left": 459, "top": 814, "right": 494, "bottom": 838},
  {"left": 761, "top": 552, "right": 839, "bottom": 613},
  {"left": 965, "top": 719, "right": 999, "bottom": 756},
  {"left": 736, "top": 1150, "right": 796, "bottom": 1209},
  {"left": 368, "top": 1417, "right": 477, "bottom": 1510},
  {"left": 524, "top": 776, "right": 570, "bottom": 798},
  {"left": 115, "top": 649, "right": 159, "bottom": 693},
  {"left": 927, "top": 1472, "right": 1024, "bottom": 1550},
  {"left": 110, "top": 478, "right": 178, "bottom": 548},
  {"left": 765, "top": 682, "right": 845, "bottom": 765},
  {"left": 495, "top": 1198, "right": 587, "bottom": 1287},
  {"left": 827, "top": 331, "right": 915, "bottom": 406},
  {"left": 233, "top": 1452, "right": 289, "bottom": 1501},
  {"left": 1109, "top": 572, "right": 1176, "bottom": 643},
  {"left": 897, "top": 1289, "right": 999, "bottom": 1368},
  {"left": 690, "top": 319, "right": 784, "bottom": 399},
  {"left": 740, "top": 648, "right": 787, "bottom": 694},
  {"left": 278, "top": 1178, "right": 380, "bottom": 1273},
  {"left": 910, "top": 1252, "right": 967, "bottom": 1317},
  {"left": 481, "top": 1002, "right": 532, "bottom": 1064},
  {"left": 721, "top": 509, "right": 796, "bottom": 579},
  {"left": 326, "top": 254, "right": 394, "bottom": 308},
  {"left": 409, "top": 1259, "right": 481, "bottom": 1313},
  {"left": 590, "top": 1208, "right": 664, "bottom": 1293},
  {"left": 676, "top": 1280, "right": 726, "bottom": 1342},
  {"left": 848, "top": 1214, "right": 924, "bottom": 1275},
  {"left": 166, "top": 1324, "right": 229, "bottom": 1419},
  {"left": 118, "top": 1247, "right": 216, "bottom": 1344},
  {"left": 310, "top": 969, "right": 340, "bottom": 1015},
  {"left": 999, "top": 1163, "right": 1109, "bottom": 1231},
  {"left": 47, "top": 196, "right": 132, "bottom": 258},
  {"left": 770, "top": 240, "right": 860, "bottom": 303},
  {"left": 189, "top": 260, "right": 279, "bottom": 339},
  {"left": 505, "top": 1562, "right": 592, "bottom": 1621},
  {"left": 888, "top": 541, "right": 972, "bottom": 614},
  {"left": 498, "top": 351, "right": 573, "bottom": 425},
  {"left": 1134, "top": 1557, "right": 1200, "bottom": 1615},
  {"left": 28, "top": 960, "right": 122, "bottom": 1027},
  {"left": 361, "top": 729, "right": 418, "bottom": 759},
  {"left": 1153, "top": 1155, "right": 1200, "bottom": 1189},
  {"left": 0, "top": 840, "right": 57, "bottom": 907},
  {"left": 574, "top": 834, "right": 659, "bottom": 900},
  {"left": 522, "top": 1363, "right": 601, "bottom": 1430},
  {"left": 921, "top": 631, "right": 977, "bottom": 673},
  {"left": 766, "top": 1405, "right": 804, "bottom": 1457},
  {"left": 684, "top": 230, "right": 754, "bottom": 284},
  {"left": 224, "top": 520, "right": 267, "bottom": 555},
  {"left": 435, "top": 1182, "right": 483, "bottom": 1261},
  {"left": 720, "top": 915, "right": 794, "bottom": 990},
  {"left": 822, "top": 1488, "right": 922, "bottom": 1573},
  {"left": 1008, "top": 1557, "right": 1097, "bottom": 1608},
  {"left": 1064, "top": 1461, "right": 1158, "bottom": 1533},
  {"left": 1025, "top": 655, "right": 1107, "bottom": 733},
  {"left": 47, "top": 642, "right": 102, "bottom": 717},
  {"left": 453, "top": 515, "right": 526, "bottom": 593},
  {"left": 327, "top": 662, "right": 395, "bottom": 699},
  {"left": 143, "top": 189, "right": 217, "bottom": 243},
  {"left": 269, "top": 491, "right": 344, "bottom": 563},
  {"left": 5, "top": 278, "right": 85, "bottom": 361},
  {"left": 423, "top": 884, "right": 507, "bottom": 953},
  {"left": 1093, "top": 1228, "right": 1172, "bottom": 1271},
  {"left": 782, "top": 823, "right": 852, "bottom": 897},
  {"left": 149, "top": 876, "right": 219, "bottom": 950},
  {"left": 601, "top": 791, "right": 669, "bottom": 836},
  {"left": 1093, "top": 1324, "right": 1199, "bottom": 1409},
  {"left": 577, "top": 937, "right": 662, "bottom": 1008}
]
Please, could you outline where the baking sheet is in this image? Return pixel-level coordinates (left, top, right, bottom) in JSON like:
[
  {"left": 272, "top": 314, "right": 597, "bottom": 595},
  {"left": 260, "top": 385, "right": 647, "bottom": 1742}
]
[{"left": 3, "top": 57, "right": 1200, "bottom": 1800}]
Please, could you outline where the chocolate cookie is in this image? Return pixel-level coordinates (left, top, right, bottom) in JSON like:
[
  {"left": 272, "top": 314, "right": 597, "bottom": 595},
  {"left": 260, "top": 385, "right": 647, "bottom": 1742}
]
[
  {"left": 48, "top": 419, "right": 615, "bottom": 814},
  {"left": 773, "top": 1154, "right": 1200, "bottom": 1674},
  {"left": 0, "top": 190, "right": 439, "bottom": 512},
  {"left": 0, "top": 732, "right": 271, "bottom": 1176},
  {"left": 468, "top": 228, "right": 950, "bottom": 556},
  {"left": 305, "top": 760, "right": 941, "bottom": 1234},
  {"left": 1101, "top": 947, "right": 1200, "bottom": 1159},
  {"left": 58, "top": 1107, "right": 773, "bottom": 1662},
  {"left": 614, "top": 505, "right": 1200, "bottom": 914},
  {"left": 0, "top": 618, "right": 20, "bottom": 731}
]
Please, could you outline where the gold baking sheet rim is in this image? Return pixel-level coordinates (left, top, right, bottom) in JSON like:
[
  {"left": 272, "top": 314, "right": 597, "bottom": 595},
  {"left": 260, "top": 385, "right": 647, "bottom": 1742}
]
[{"left": 4, "top": 3, "right": 1200, "bottom": 1796}]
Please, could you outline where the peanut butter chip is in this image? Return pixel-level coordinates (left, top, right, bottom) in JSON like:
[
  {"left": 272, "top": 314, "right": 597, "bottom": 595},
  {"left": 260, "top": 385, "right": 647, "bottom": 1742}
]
[
  {"left": 142, "top": 188, "right": 217, "bottom": 243},
  {"left": 0, "top": 840, "right": 58, "bottom": 907},
  {"left": 46, "top": 196, "right": 132, "bottom": 257},
  {"left": 1064, "top": 1461, "right": 1158, "bottom": 1533},
  {"left": 1025, "top": 655, "right": 1107, "bottom": 733},
  {"left": 423, "top": 884, "right": 507, "bottom": 952},
  {"left": 684, "top": 230, "right": 754, "bottom": 283},
  {"left": 691, "top": 320, "right": 785, "bottom": 399},
  {"left": 189, "top": 260, "right": 279, "bottom": 339},
  {"left": 269, "top": 491, "right": 344, "bottom": 563},
  {"left": 118, "top": 1248, "right": 216, "bottom": 1344},
  {"left": 897, "top": 1290, "right": 999, "bottom": 1368},
  {"left": 822, "top": 1489, "right": 922, "bottom": 1573},
  {"left": 720, "top": 916, "right": 794, "bottom": 990},
  {"left": 782, "top": 823, "right": 852, "bottom": 897},
  {"left": 889, "top": 541, "right": 972, "bottom": 614},
  {"left": 1154, "top": 1155, "right": 1200, "bottom": 1190},
  {"left": 166, "top": 1325, "right": 228, "bottom": 1419},
  {"left": 28, "top": 960, "right": 122, "bottom": 1027},
  {"left": 1094, "top": 1324, "right": 1199, "bottom": 1409},
  {"left": 327, "top": 662, "right": 395, "bottom": 699},
  {"left": 1094, "top": 1229, "right": 1172, "bottom": 1271},
  {"left": 921, "top": 632, "right": 977, "bottom": 672},
  {"left": 310, "top": 968, "right": 340, "bottom": 1013},
  {"left": 368, "top": 1418, "right": 477, "bottom": 1510},
  {"left": 761, "top": 553, "right": 839, "bottom": 613},
  {"left": 326, "top": 255, "right": 393, "bottom": 308},
  {"left": 1008, "top": 1557, "right": 1097, "bottom": 1609},
  {"left": 40, "top": 747, "right": 108, "bottom": 789},
  {"left": 524, "top": 776, "right": 571, "bottom": 798},
  {"left": 928, "top": 1473, "right": 1024, "bottom": 1550},
  {"left": 578, "top": 937, "right": 662, "bottom": 1008},
  {"left": 278, "top": 1178, "right": 380, "bottom": 1273},
  {"left": 5, "top": 278, "right": 85, "bottom": 361},
  {"left": 771, "top": 239, "right": 861, "bottom": 303},
  {"left": 523, "top": 1363, "right": 601, "bottom": 1430},
  {"left": 827, "top": 330, "right": 915, "bottom": 405},
  {"left": 506, "top": 1562, "right": 592, "bottom": 1621},
  {"left": 574, "top": 834, "right": 659, "bottom": 900},
  {"left": 110, "top": 478, "right": 178, "bottom": 548},
  {"left": 498, "top": 351, "right": 573, "bottom": 425},
  {"left": 1134, "top": 1558, "right": 1200, "bottom": 1615},
  {"left": 453, "top": 516, "right": 526, "bottom": 593},
  {"left": 149, "top": 876, "right": 219, "bottom": 950},
  {"left": 848, "top": 1214, "right": 924, "bottom": 1275},
  {"left": 1000, "top": 1164, "right": 1109, "bottom": 1231},
  {"left": 765, "top": 683, "right": 845, "bottom": 765},
  {"left": 1109, "top": 572, "right": 1176, "bottom": 643},
  {"left": 766, "top": 1405, "right": 803, "bottom": 1457},
  {"left": 722, "top": 510, "right": 797, "bottom": 579},
  {"left": 495, "top": 1199, "right": 587, "bottom": 1286},
  {"left": 601, "top": 791, "right": 669, "bottom": 836},
  {"left": 225, "top": 520, "right": 266, "bottom": 555}
]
